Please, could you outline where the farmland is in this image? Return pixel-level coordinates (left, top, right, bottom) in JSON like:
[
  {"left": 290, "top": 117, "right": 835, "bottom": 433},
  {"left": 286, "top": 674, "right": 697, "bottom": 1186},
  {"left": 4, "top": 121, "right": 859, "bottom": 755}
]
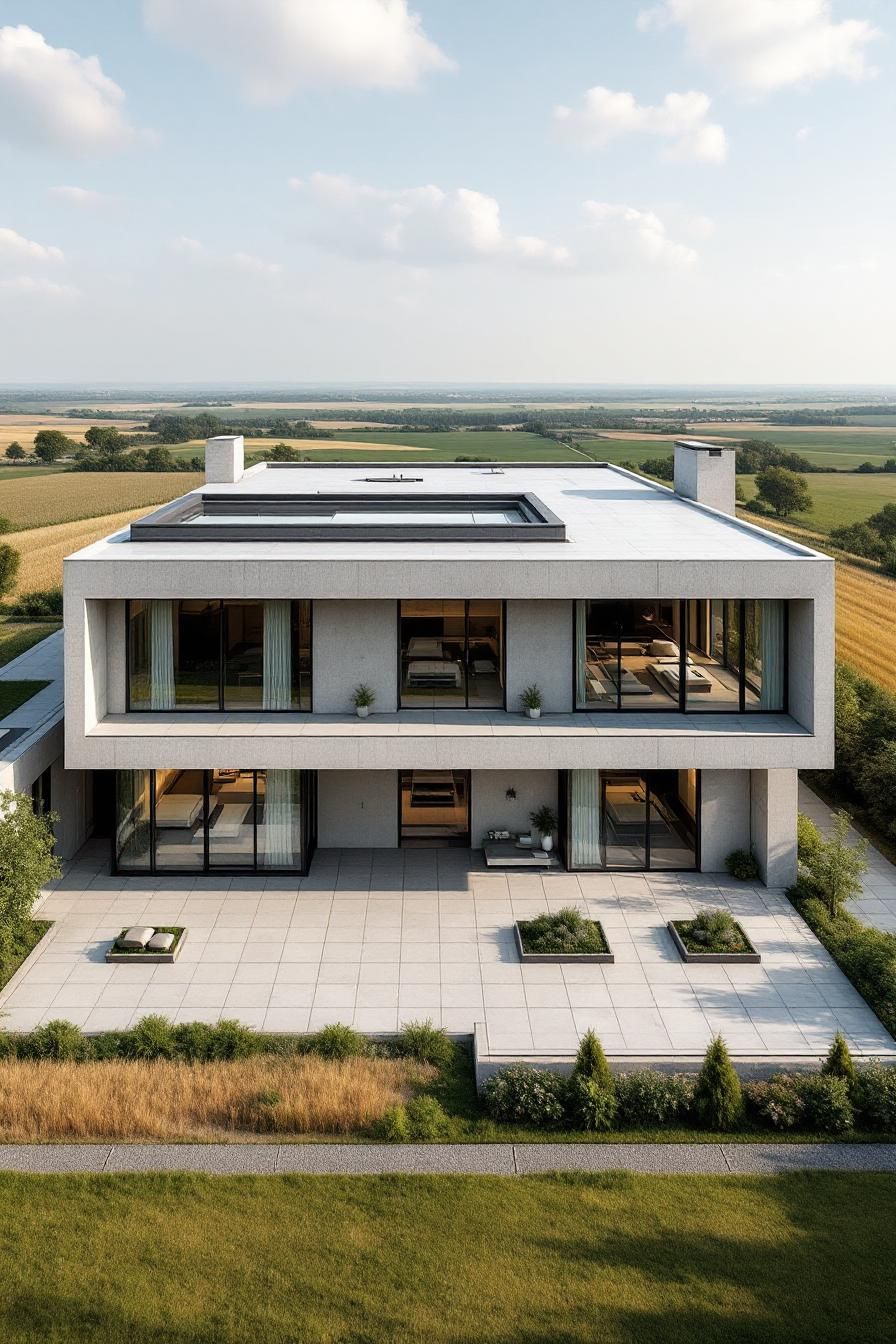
[
  {"left": 0, "top": 472, "right": 201, "bottom": 531},
  {"left": 738, "top": 472, "right": 896, "bottom": 534},
  {"left": 3, "top": 508, "right": 169, "bottom": 597},
  {"left": 162, "top": 430, "right": 584, "bottom": 462},
  {"left": 0, "top": 414, "right": 140, "bottom": 452}
]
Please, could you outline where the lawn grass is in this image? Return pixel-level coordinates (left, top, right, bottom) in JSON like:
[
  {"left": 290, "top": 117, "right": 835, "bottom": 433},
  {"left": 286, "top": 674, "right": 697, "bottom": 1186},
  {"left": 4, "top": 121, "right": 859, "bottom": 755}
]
[
  {"left": 0, "top": 680, "right": 50, "bottom": 717},
  {"left": 0, "top": 921, "right": 51, "bottom": 993},
  {"left": 0, "top": 617, "right": 59, "bottom": 668},
  {"left": 739, "top": 472, "right": 896, "bottom": 533},
  {"left": 0, "top": 1171, "right": 893, "bottom": 1343}
]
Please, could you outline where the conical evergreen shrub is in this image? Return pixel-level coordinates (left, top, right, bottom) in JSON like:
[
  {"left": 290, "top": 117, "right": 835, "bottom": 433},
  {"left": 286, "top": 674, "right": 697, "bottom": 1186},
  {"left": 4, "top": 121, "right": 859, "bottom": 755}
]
[
  {"left": 694, "top": 1035, "right": 742, "bottom": 1130},
  {"left": 821, "top": 1031, "right": 856, "bottom": 1084},
  {"left": 571, "top": 1029, "right": 614, "bottom": 1091}
]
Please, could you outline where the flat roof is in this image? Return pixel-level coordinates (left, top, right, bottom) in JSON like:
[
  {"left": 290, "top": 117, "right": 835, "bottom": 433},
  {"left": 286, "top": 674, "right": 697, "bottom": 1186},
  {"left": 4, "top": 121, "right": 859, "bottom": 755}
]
[{"left": 68, "top": 463, "right": 827, "bottom": 565}]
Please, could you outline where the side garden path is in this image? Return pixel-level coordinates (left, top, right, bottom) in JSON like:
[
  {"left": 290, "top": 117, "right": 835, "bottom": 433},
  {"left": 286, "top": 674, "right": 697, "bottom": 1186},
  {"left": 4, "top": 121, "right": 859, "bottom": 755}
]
[
  {"left": 799, "top": 781, "right": 896, "bottom": 932},
  {"left": 1, "top": 1142, "right": 895, "bottom": 1176}
]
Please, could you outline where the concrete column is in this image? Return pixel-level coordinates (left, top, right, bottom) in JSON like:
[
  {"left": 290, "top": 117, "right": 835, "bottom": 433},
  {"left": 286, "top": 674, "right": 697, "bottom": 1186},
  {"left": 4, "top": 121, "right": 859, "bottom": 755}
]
[
  {"left": 750, "top": 768, "right": 798, "bottom": 888},
  {"left": 205, "top": 435, "right": 244, "bottom": 484},
  {"left": 673, "top": 440, "right": 736, "bottom": 515},
  {"left": 317, "top": 771, "right": 398, "bottom": 847},
  {"left": 699, "top": 770, "right": 750, "bottom": 872}
]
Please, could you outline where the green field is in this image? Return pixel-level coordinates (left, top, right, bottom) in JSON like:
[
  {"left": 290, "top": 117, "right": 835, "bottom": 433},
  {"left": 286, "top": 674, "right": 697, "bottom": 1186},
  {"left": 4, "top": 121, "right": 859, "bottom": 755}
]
[
  {"left": 0, "top": 466, "right": 68, "bottom": 480},
  {"left": 162, "top": 430, "right": 584, "bottom": 462},
  {"left": 0, "top": 1172, "right": 893, "bottom": 1343},
  {"left": 740, "top": 472, "right": 896, "bottom": 533}
]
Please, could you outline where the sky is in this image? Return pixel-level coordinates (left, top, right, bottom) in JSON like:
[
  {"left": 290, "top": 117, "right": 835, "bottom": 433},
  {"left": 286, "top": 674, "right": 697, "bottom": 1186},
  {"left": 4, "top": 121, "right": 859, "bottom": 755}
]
[{"left": 0, "top": 0, "right": 893, "bottom": 385}]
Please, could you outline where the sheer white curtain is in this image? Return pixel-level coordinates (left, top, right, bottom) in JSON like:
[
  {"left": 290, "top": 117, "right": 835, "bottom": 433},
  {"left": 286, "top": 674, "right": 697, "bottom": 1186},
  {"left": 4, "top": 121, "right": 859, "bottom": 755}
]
[
  {"left": 148, "top": 600, "right": 174, "bottom": 710},
  {"left": 262, "top": 769, "right": 298, "bottom": 867},
  {"left": 263, "top": 600, "right": 292, "bottom": 710},
  {"left": 569, "top": 769, "right": 602, "bottom": 867},
  {"left": 575, "top": 600, "right": 587, "bottom": 708},
  {"left": 759, "top": 600, "right": 786, "bottom": 710}
]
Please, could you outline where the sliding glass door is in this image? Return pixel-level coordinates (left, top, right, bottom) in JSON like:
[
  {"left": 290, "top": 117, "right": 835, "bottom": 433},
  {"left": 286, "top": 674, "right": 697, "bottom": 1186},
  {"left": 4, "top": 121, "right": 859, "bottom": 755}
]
[
  {"left": 399, "top": 601, "right": 504, "bottom": 709},
  {"left": 567, "top": 769, "right": 698, "bottom": 871},
  {"left": 114, "top": 768, "right": 315, "bottom": 873},
  {"left": 399, "top": 770, "right": 470, "bottom": 846}
]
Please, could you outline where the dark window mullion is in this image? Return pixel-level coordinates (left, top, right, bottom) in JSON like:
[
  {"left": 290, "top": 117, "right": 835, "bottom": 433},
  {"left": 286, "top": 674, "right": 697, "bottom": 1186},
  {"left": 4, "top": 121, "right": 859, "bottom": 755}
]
[
  {"left": 253, "top": 770, "right": 259, "bottom": 870},
  {"left": 464, "top": 601, "right": 470, "bottom": 708},
  {"left": 218, "top": 600, "right": 225, "bottom": 711},
  {"left": 203, "top": 770, "right": 210, "bottom": 871},
  {"left": 644, "top": 778, "right": 652, "bottom": 870},
  {"left": 738, "top": 599, "right": 746, "bottom": 712},
  {"left": 679, "top": 600, "right": 687, "bottom": 713},
  {"left": 149, "top": 769, "right": 157, "bottom": 875}
]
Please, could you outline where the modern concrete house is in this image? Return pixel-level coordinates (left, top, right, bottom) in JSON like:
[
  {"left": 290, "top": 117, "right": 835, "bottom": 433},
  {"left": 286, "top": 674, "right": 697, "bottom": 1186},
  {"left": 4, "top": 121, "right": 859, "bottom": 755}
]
[{"left": 63, "top": 437, "right": 834, "bottom": 888}]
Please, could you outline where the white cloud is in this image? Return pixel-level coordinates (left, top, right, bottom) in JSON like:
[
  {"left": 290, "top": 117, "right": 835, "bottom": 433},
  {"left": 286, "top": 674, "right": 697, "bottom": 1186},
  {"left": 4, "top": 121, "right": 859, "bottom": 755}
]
[
  {"left": 171, "top": 235, "right": 283, "bottom": 276},
  {"left": 1, "top": 275, "right": 79, "bottom": 298},
  {"left": 0, "top": 25, "right": 142, "bottom": 151},
  {"left": 637, "top": 0, "right": 879, "bottom": 92},
  {"left": 294, "top": 173, "right": 572, "bottom": 268},
  {"left": 796, "top": 125, "right": 812, "bottom": 141},
  {"left": 579, "top": 203, "right": 699, "bottom": 270},
  {"left": 554, "top": 85, "right": 726, "bottom": 162},
  {"left": 50, "top": 185, "right": 114, "bottom": 208},
  {"left": 0, "top": 227, "right": 64, "bottom": 266},
  {"left": 143, "top": 0, "right": 453, "bottom": 102}
]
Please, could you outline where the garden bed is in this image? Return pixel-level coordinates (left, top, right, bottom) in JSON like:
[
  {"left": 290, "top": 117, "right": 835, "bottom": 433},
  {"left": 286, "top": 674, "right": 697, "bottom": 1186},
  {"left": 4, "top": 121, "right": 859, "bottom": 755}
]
[
  {"left": 0, "top": 919, "right": 52, "bottom": 992},
  {"left": 668, "top": 914, "right": 760, "bottom": 964},
  {"left": 105, "top": 926, "right": 186, "bottom": 963},
  {"left": 515, "top": 907, "right": 613, "bottom": 963}
]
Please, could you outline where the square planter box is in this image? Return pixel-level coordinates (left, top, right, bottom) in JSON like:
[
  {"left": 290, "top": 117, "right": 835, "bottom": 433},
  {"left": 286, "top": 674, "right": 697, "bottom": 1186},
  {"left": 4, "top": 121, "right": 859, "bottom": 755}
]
[
  {"left": 667, "top": 920, "right": 760, "bottom": 964},
  {"left": 106, "top": 928, "right": 187, "bottom": 965},
  {"left": 514, "top": 920, "right": 614, "bottom": 964}
]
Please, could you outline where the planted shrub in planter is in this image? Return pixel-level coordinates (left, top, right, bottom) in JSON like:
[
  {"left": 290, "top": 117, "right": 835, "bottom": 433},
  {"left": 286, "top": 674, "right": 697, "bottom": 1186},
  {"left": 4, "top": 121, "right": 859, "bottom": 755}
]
[
  {"left": 352, "top": 684, "right": 375, "bottom": 719},
  {"left": 669, "top": 908, "right": 759, "bottom": 963},
  {"left": 529, "top": 804, "right": 558, "bottom": 853},
  {"left": 516, "top": 906, "right": 612, "bottom": 963},
  {"left": 615, "top": 1070, "right": 694, "bottom": 1126},
  {"left": 106, "top": 926, "right": 185, "bottom": 963},
  {"left": 693, "top": 1035, "right": 742, "bottom": 1131},
  {"left": 725, "top": 849, "right": 760, "bottom": 882},
  {"left": 520, "top": 684, "right": 543, "bottom": 719},
  {"left": 482, "top": 1065, "right": 568, "bottom": 1127}
]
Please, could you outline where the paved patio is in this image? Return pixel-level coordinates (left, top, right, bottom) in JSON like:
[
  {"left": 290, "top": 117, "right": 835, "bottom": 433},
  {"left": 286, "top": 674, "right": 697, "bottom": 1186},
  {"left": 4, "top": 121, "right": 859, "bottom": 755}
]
[
  {"left": 799, "top": 781, "right": 896, "bottom": 933},
  {"left": 3, "top": 840, "right": 894, "bottom": 1060}
]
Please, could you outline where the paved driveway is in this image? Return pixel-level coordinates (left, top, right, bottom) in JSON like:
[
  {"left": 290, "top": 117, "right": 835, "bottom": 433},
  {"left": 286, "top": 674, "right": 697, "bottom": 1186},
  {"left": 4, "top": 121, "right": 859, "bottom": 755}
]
[{"left": 3, "top": 840, "right": 893, "bottom": 1060}]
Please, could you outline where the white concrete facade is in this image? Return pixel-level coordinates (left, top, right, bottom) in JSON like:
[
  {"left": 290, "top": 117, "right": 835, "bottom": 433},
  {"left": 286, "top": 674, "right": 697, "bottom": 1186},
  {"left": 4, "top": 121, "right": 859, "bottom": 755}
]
[{"left": 61, "top": 453, "right": 834, "bottom": 888}]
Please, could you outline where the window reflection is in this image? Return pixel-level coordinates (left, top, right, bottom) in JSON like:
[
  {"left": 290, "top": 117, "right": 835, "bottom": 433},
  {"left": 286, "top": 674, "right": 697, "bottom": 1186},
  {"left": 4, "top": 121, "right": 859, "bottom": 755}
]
[{"left": 399, "top": 601, "right": 503, "bottom": 709}]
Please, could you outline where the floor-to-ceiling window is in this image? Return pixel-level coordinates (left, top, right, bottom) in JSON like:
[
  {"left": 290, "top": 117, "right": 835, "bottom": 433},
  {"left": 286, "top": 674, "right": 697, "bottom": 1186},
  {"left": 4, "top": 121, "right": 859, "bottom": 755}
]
[
  {"left": 566, "top": 769, "right": 698, "bottom": 870},
  {"left": 114, "top": 768, "right": 315, "bottom": 872},
  {"left": 574, "top": 600, "right": 786, "bottom": 713},
  {"left": 127, "top": 600, "right": 312, "bottom": 711},
  {"left": 399, "top": 601, "right": 504, "bottom": 708},
  {"left": 399, "top": 771, "right": 470, "bottom": 846}
]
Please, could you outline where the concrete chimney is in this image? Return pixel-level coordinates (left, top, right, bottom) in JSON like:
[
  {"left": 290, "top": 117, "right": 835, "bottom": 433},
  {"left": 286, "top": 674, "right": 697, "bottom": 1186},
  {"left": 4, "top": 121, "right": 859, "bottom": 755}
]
[
  {"left": 205, "top": 434, "right": 244, "bottom": 485},
  {"left": 673, "top": 439, "right": 736, "bottom": 515}
]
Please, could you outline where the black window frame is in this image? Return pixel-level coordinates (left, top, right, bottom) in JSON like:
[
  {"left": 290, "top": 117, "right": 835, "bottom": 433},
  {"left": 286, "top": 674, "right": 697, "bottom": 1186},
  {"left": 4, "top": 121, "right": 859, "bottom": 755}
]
[
  {"left": 125, "top": 598, "right": 313, "bottom": 713},
  {"left": 563, "top": 768, "right": 701, "bottom": 872},
  {"left": 572, "top": 599, "right": 788, "bottom": 715},
  {"left": 397, "top": 599, "right": 507, "bottom": 711}
]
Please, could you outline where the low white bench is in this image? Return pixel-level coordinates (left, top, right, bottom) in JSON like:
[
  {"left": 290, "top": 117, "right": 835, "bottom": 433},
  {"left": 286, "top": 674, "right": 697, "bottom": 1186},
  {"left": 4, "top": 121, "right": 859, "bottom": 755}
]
[{"left": 210, "top": 803, "right": 252, "bottom": 838}]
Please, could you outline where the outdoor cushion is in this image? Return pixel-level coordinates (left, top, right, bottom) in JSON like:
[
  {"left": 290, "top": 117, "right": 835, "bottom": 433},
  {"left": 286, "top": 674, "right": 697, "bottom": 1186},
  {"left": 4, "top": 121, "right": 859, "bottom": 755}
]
[
  {"left": 119, "top": 926, "right": 155, "bottom": 949},
  {"left": 648, "top": 639, "right": 678, "bottom": 657},
  {"left": 146, "top": 931, "right": 176, "bottom": 952}
]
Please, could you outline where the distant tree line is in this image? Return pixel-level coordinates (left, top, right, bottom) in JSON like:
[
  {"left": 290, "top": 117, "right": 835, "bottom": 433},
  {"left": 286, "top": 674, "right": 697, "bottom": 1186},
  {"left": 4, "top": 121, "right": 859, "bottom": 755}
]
[{"left": 147, "top": 413, "right": 334, "bottom": 442}]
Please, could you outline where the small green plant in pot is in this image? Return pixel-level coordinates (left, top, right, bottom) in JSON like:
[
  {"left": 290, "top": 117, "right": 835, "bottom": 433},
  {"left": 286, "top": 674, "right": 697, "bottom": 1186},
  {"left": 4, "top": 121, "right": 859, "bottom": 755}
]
[
  {"left": 351, "top": 684, "right": 375, "bottom": 719},
  {"left": 530, "top": 804, "right": 558, "bottom": 853},
  {"left": 520, "top": 684, "right": 543, "bottom": 719}
]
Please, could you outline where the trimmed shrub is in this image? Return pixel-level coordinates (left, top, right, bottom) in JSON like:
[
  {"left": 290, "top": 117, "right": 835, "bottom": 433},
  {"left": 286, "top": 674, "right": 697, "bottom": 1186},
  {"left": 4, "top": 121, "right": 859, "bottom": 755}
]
[
  {"left": 404, "top": 1095, "right": 450, "bottom": 1140},
  {"left": 123, "top": 1014, "right": 178, "bottom": 1061},
  {"left": 482, "top": 1065, "right": 568, "bottom": 1128},
  {"left": 375, "top": 1105, "right": 411, "bottom": 1141},
  {"left": 614, "top": 1070, "right": 694, "bottom": 1126},
  {"left": 397, "top": 1020, "right": 455, "bottom": 1070},
  {"left": 208, "top": 1019, "right": 256, "bottom": 1060},
  {"left": 305, "top": 1023, "right": 368, "bottom": 1060},
  {"left": 694, "top": 1036, "right": 742, "bottom": 1131},
  {"left": 725, "top": 850, "right": 760, "bottom": 882},
  {"left": 173, "top": 1021, "right": 216, "bottom": 1062},
  {"left": 795, "top": 1074, "right": 853, "bottom": 1134},
  {"left": 571, "top": 1029, "right": 613, "bottom": 1091},
  {"left": 852, "top": 1061, "right": 896, "bottom": 1130},
  {"left": 566, "top": 1074, "right": 617, "bottom": 1132},
  {"left": 821, "top": 1031, "right": 856, "bottom": 1084},
  {"left": 23, "top": 1018, "right": 88, "bottom": 1061},
  {"left": 743, "top": 1076, "right": 805, "bottom": 1131},
  {"left": 787, "top": 890, "right": 896, "bottom": 1039}
]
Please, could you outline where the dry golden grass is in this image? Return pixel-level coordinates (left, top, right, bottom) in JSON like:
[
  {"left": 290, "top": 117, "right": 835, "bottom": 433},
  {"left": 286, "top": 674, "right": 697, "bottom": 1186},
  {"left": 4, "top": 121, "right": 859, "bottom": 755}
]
[
  {"left": 0, "top": 1055, "right": 432, "bottom": 1141},
  {"left": 0, "top": 415, "right": 140, "bottom": 450},
  {"left": 835, "top": 562, "right": 896, "bottom": 692},
  {"left": 6, "top": 507, "right": 161, "bottom": 596},
  {"left": 0, "top": 470, "right": 201, "bottom": 531}
]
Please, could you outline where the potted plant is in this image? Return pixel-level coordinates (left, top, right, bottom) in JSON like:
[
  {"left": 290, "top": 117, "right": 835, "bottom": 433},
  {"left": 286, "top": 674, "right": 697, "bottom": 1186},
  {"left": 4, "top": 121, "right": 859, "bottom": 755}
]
[
  {"left": 352, "top": 684, "right": 375, "bottom": 718},
  {"left": 520, "top": 684, "right": 543, "bottom": 719},
  {"left": 530, "top": 804, "right": 558, "bottom": 852}
]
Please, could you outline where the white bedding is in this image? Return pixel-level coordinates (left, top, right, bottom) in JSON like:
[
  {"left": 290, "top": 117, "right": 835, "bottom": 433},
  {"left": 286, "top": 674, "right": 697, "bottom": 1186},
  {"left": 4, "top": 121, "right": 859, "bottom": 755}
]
[
  {"left": 155, "top": 793, "right": 203, "bottom": 828},
  {"left": 407, "top": 637, "right": 443, "bottom": 657},
  {"left": 407, "top": 660, "right": 462, "bottom": 687}
]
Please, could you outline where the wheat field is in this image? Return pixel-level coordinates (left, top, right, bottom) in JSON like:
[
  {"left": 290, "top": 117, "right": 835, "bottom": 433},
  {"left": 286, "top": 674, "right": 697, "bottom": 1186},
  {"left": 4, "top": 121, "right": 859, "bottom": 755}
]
[
  {"left": 0, "top": 1055, "right": 431, "bottom": 1140},
  {"left": 6, "top": 507, "right": 159, "bottom": 596},
  {"left": 0, "top": 471, "right": 201, "bottom": 531},
  {"left": 836, "top": 562, "right": 896, "bottom": 692}
]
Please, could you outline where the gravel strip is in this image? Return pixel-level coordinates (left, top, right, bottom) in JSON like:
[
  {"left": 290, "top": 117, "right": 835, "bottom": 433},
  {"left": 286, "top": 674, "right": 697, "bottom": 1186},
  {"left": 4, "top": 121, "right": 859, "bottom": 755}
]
[
  {"left": 103, "top": 1144, "right": 279, "bottom": 1174},
  {"left": 275, "top": 1144, "right": 515, "bottom": 1175},
  {"left": 514, "top": 1144, "right": 731, "bottom": 1174},
  {"left": 0, "top": 1145, "right": 114, "bottom": 1173},
  {"left": 722, "top": 1144, "right": 896, "bottom": 1173}
]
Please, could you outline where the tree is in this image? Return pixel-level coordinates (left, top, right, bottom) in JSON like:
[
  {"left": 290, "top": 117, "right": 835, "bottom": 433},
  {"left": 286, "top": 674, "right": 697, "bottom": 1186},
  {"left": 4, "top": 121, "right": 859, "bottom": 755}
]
[
  {"left": 822, "top": 1031, "right": 856, "bottom": 1084},
  {"left": 755, "top": 466, "right": 812, "bottom": 518},
  {"left": 828, "top": 522, "right": 888, "bottom": 561},
  {"left": 803, "top": 809, "right": 868, "bottom": 918},
  {"left": 693, "top": 1035, "right": 742, "bottom": 1130},
  {"left": 84, "top": 425, "right": 127, "bottom": 454},
  {"left": 867, "top": 503, "right": 896, "bottom": 543},
  {"left": 33, "top": 429, "right": 75, "bottom": 463},
  {"left": 0, "top": 544, "right": 19, "bottom": 599},
  {"left": 0, "top": 789, "right": 60, "bottom": 958},
  {"left": 571, "top": 1029, "right": 614, "bottom": 1091},
  {"left": 4, "top": 442, "right": 25, "bottom": 461}
]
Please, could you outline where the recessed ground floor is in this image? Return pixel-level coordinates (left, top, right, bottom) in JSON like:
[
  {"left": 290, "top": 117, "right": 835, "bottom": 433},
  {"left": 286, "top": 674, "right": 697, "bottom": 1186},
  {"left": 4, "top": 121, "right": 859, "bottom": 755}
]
[{"left": 4, "top": 839, "right": 893, "bottom": 1062}]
